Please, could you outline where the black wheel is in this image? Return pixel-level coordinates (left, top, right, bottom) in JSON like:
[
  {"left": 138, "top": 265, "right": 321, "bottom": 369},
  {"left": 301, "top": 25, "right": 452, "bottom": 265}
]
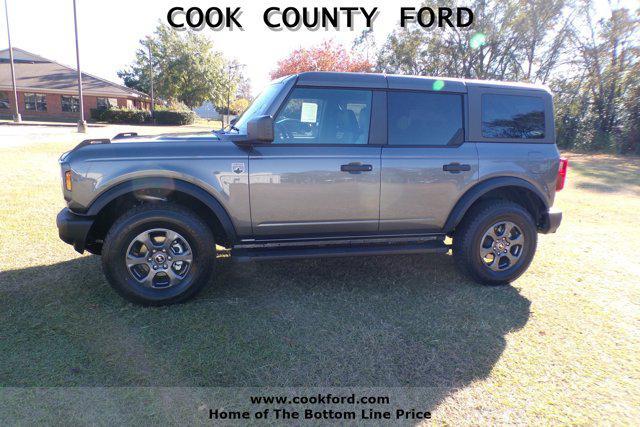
[
  {"left": 453, "top": 200, "right": 537, "bottom": 286},
  {"left": 101, "top": 203, "right": 215, "bottom": 305}
]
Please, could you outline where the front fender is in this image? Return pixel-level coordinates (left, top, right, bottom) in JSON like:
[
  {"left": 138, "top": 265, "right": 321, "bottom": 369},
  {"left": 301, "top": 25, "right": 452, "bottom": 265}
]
[{"left": 85, "top": 177, "right": 238, "bottom": 243}]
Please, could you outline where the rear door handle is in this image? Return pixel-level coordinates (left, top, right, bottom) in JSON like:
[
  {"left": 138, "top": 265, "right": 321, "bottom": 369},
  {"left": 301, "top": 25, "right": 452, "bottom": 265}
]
[
  {"left": 341, "top": 163, "right": 373, "bottom": 173},
  {"left": 443, "top": 163, "right": 471, "bottom": 173}
]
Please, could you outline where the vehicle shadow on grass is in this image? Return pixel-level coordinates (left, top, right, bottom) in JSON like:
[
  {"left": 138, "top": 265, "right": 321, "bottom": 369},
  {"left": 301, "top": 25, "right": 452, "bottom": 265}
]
[
  {"left": 1, "top": 252, "right": 530, "bottom": 401},
  {"left": 570, "top": 155, "right": 640, "bottom": 195}
]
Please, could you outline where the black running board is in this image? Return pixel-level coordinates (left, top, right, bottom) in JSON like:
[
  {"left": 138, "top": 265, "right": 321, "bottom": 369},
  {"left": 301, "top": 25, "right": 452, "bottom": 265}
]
[{"left": 232, "top": 241, "right": 449, "bottom": 262}]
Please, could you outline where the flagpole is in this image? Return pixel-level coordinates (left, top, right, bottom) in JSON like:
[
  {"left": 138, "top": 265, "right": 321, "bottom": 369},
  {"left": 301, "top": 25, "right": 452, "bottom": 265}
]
[
  {"left": 4, "top": 0, "right": 21, "bottom": 122},
  {"left": 72, "top": 0, "right": 87, "bottom": 133}
]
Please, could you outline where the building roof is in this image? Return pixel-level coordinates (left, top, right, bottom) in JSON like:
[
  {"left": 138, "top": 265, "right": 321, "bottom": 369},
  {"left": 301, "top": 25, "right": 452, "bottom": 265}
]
[{"left": 0, "top": 47, "right": 149, "bottom": 99}]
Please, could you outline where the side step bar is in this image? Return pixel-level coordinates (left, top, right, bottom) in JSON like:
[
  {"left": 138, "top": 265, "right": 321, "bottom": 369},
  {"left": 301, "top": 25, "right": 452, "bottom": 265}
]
[{"left": 233, "top": 241, "right": 449, "bottom": 262}]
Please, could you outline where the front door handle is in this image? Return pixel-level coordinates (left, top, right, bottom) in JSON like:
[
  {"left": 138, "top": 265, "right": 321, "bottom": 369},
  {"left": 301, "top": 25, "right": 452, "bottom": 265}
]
[
  {"left": 341, "top": 163, "right": 373, "bottom": 173},
  {"left": 443, "top": 163, "right": 471, "bottom": 173}
]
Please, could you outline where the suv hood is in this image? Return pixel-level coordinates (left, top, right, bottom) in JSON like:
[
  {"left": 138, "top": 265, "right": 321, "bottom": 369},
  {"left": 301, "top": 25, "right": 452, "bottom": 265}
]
[{"left": 60, "top": 130, "right": 241, "bottom": 164}]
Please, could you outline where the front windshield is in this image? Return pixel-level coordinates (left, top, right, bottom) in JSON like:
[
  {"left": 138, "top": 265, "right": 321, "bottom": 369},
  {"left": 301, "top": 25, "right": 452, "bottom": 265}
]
[{"left": 233, "top": 82, "right": 282, "bottom": 134}]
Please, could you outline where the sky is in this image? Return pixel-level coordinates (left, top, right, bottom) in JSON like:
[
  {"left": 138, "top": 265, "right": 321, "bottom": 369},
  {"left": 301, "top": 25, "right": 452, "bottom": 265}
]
[{"left": 1, "top": 0, "right": 632, "bottom": 96}]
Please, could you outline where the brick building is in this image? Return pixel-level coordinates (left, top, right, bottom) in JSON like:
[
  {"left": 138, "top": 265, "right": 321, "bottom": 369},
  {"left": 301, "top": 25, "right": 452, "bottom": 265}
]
[{"left": 0, "top": 48, "right": 149, "bottom": 121}]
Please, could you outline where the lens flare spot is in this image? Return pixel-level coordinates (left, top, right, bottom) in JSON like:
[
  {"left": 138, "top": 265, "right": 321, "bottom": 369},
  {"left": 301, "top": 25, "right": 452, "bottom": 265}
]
[
  {"left": 470, "top": 33, "right": 487, "bottom": 49},
  {"left": 432, "top": 80, "right": 445, "bottom": 91}
]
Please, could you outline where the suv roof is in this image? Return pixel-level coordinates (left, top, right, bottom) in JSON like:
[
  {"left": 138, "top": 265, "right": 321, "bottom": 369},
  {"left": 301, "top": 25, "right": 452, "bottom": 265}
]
[{"left": 293, "top": 71, "right": 551, "bottom": 94}]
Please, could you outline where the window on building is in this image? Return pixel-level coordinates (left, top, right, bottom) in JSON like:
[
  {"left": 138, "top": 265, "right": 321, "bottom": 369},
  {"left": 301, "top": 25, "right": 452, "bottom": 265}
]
[
  {"left": 0, "top": 92, "right": 9, "bottom": 109},
  {"left": 274, "top": 88, "right": 372, "bottom": 145},
  {"left": 24, "top": 93, "right": 47, "bottom": 112},
  {"left": 482, "top": 94, "right": 545, "bottom": 139},
  {"left": 388, "top": 91, "right": 464, "bottom": 146},
  {"left": 61, "top": 95, "right": 80, "bottom": 113},
  {"left": 96, "top": 97, "right": 118, "bottom": 109}
]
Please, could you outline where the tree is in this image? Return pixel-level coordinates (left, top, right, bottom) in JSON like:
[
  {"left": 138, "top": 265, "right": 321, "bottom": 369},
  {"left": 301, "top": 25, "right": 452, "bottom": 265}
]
[
  {"left": 118, "top": 24, "right": 231, "bottom": 108},
  {"left": 269, "top": 40, "right": 371, "bottom": 80},
  {"left": 229, "top": 98, "right": 250, "bottom": 115},
  {"left": 569, "top": 3, "right": 639, "bottom": 151},
  {"left": 375, "top": 0, "right": 573, "bottom": 83}
]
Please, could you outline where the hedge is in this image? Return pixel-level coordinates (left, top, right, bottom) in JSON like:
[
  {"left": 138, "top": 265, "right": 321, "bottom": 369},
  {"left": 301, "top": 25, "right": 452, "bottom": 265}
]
[
  {"left": 90, "top": 108, "right": 195, "bottom": 125},
  {"left": 90, "top": 108, "right": 150, "bottom": 124},
  {"left": 153, "top": 110, "right": 196, "bottom": 125}
]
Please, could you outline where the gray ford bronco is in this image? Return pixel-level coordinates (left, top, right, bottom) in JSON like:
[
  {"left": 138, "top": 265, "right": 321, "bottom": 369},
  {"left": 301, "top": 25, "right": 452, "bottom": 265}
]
[{"left": 57, "top": 72, "right": 565, "bottom": 305}]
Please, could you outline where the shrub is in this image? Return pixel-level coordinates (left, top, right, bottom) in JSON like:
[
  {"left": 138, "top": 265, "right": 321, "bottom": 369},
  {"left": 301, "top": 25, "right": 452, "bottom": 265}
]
[
  {"left": 91, "top": 107, "right": 150, "bottom": 124},
  {"left": 90, "top": 106, "right": 195, "bottom": 126},
  {"left": 89, "top": 108, "right": 108, "bottom": 122},
  {"left": 153, "top": 110, "right": 196, "bottom": 125}
]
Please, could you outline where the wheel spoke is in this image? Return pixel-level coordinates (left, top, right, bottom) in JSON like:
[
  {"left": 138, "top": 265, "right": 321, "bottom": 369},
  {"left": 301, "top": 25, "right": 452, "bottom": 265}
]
[
  {"left": 126, "top": 254, "right": 147, "bottom": 269},
  {"left": 489, "top": 255, "right": 503, "bottom": 271},
  {"left": 142, "top": 271, "right": 156, "bottom": 287},
  {"left": 505, "top": 251, "right": 520, "bottom": 267},
  {"left": 171, "top": 252, "right": 192, "bottom": 263},
  {"left": 165, "top": 268, "right": 181, "bottom": 286},
  {"left": 482, "top": 229, "right": 498, "bottom": 245},
  {"left": 510, "top": 234, "right": 524, "bottom": 245},
  {"left": 140, "top": 232, "right": 156, "bottom": 251},
  {"left": 163, "top": 229, "right": 179, "bottom": 250}
]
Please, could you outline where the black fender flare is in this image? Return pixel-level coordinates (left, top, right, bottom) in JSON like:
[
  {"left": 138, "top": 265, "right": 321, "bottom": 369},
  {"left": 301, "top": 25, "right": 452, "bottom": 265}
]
[
  {"left": 85, "top": 177, "right": 238, "bottom": 243},
  {"left": 443, "top": 176, "right": 549, "bottom": 233}
]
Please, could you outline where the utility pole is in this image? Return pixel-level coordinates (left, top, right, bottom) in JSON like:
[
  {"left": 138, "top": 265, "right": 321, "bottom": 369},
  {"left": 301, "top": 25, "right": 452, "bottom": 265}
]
[
  {"left": 72, "top": 0, "right": 87, "bottom": 133},
  {"left": 4, "top": 0, "right": 21, "bottom": 122},
  {"left": 147, "top": 37, "right": 154, "bottom": 122},
  {"left": 225, "top": 63, "right": 244, "bottom": 128}
]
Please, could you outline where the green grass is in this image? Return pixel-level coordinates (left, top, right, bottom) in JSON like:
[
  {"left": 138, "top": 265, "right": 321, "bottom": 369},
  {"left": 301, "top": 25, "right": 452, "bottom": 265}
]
[{"left": 0, "top": 142, "right": 639, "bottom": 424}]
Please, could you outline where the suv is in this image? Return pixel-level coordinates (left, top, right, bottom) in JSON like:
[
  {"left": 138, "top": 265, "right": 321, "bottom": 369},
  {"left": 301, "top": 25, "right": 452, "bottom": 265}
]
[{"left": 57, "top": 72, "right": 565, "bottom": 305}]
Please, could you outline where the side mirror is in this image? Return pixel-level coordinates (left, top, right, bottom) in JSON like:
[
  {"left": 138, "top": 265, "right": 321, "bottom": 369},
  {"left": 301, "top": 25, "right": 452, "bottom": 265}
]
[{"left": 247, "top": 115, "right": 274, "bottom": 143}]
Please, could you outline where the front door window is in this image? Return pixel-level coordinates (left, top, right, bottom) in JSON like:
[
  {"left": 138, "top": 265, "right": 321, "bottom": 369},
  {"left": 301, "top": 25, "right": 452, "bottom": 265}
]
[{"left": 274, "top": 88, "right": 372, "bottom": 145}]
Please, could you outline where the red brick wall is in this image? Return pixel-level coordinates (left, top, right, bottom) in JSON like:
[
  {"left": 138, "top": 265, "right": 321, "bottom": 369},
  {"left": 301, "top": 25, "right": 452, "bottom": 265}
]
[{"left": 0, "top": 90, "right": 148, "bottom": 121}]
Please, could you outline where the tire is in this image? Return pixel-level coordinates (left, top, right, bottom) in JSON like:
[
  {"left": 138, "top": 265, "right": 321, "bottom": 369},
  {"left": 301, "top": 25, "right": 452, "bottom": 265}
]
[
  {"left": 101, "top": 203, "right": 215, "bottom": 305},
  {"left": 453, "top": 200, "right": 537, "bottom": 286}
]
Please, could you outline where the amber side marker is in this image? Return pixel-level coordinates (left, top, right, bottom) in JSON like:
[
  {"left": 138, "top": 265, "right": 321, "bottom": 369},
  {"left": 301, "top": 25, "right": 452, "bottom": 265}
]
[{"left": 65, "top": 171, "right": 72, "bottom": 191}]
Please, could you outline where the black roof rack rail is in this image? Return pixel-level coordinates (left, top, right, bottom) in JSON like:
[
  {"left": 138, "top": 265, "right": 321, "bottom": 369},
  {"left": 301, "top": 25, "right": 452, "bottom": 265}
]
[
  {"left": 72, "top": 138, "right": 111, "bottom": 151},
  {"left": 113, "top": 132, "right": 138, "bottom": 139}
]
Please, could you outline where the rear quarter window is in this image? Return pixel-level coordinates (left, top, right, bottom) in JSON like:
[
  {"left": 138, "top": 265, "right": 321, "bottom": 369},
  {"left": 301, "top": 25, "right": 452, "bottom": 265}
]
[{"left": 482, "top": 94, "right": 545, "bottom": 139}]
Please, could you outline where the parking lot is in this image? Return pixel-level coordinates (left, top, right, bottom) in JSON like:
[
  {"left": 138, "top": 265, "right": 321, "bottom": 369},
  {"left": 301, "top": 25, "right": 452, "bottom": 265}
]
[{"left": 0, "top": 125, "right": 639, "bottom": 424}]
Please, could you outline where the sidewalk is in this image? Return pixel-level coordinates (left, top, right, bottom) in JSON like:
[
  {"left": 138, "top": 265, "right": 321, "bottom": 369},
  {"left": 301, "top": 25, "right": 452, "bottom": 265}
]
[{"left": 0, "top": 119, "right": 106, "bottom": 128}]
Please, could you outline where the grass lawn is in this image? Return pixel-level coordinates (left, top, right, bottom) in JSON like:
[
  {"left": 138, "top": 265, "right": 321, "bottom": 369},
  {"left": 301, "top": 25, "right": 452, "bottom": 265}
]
[{"left": 0, "top": 140, "right": 639, "bottom": 424}]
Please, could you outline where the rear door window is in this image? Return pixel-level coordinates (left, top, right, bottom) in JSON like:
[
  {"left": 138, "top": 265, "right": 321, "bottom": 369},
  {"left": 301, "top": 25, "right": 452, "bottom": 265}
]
[
  {"left": 387, "top": 92, "right": 464, "bottom": 146},
  {"left": 482, "top": 94, "right": 545, "bottom": 139}
]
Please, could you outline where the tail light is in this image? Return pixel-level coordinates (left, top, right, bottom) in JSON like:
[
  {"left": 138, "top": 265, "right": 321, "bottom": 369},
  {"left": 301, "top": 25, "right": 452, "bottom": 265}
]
[{"left": 556, "top": 158, "right": 568, "bottom": 191}]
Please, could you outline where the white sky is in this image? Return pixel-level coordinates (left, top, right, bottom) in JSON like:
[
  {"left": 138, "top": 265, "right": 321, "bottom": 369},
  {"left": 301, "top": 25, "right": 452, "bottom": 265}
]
[{"left": 1, "top": 0, "right": 630, "bottom": 96}]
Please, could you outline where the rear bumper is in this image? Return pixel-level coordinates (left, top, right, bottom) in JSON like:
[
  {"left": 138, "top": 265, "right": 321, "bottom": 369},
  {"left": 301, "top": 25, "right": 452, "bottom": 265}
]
[
  {"left": 56, "top": 208, "right": 94, "bottom": 253},
  {"left": 539, "top": 208, "right": 562, "bottom": 234}
]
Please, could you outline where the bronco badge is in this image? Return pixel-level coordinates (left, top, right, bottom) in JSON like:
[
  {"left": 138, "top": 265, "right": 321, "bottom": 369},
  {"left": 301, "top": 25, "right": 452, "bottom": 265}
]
[{"left": 232, "top": 162, "right": 245, "bottom": 174}]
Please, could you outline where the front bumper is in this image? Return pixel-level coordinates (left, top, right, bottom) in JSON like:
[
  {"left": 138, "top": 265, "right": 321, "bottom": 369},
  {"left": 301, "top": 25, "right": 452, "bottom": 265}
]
[
  {"left": 539, "top": 208, "right": 562, "bottom": 234},
  {"left": 56, "top": 208, "right": 94, "bottom": 253}
]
